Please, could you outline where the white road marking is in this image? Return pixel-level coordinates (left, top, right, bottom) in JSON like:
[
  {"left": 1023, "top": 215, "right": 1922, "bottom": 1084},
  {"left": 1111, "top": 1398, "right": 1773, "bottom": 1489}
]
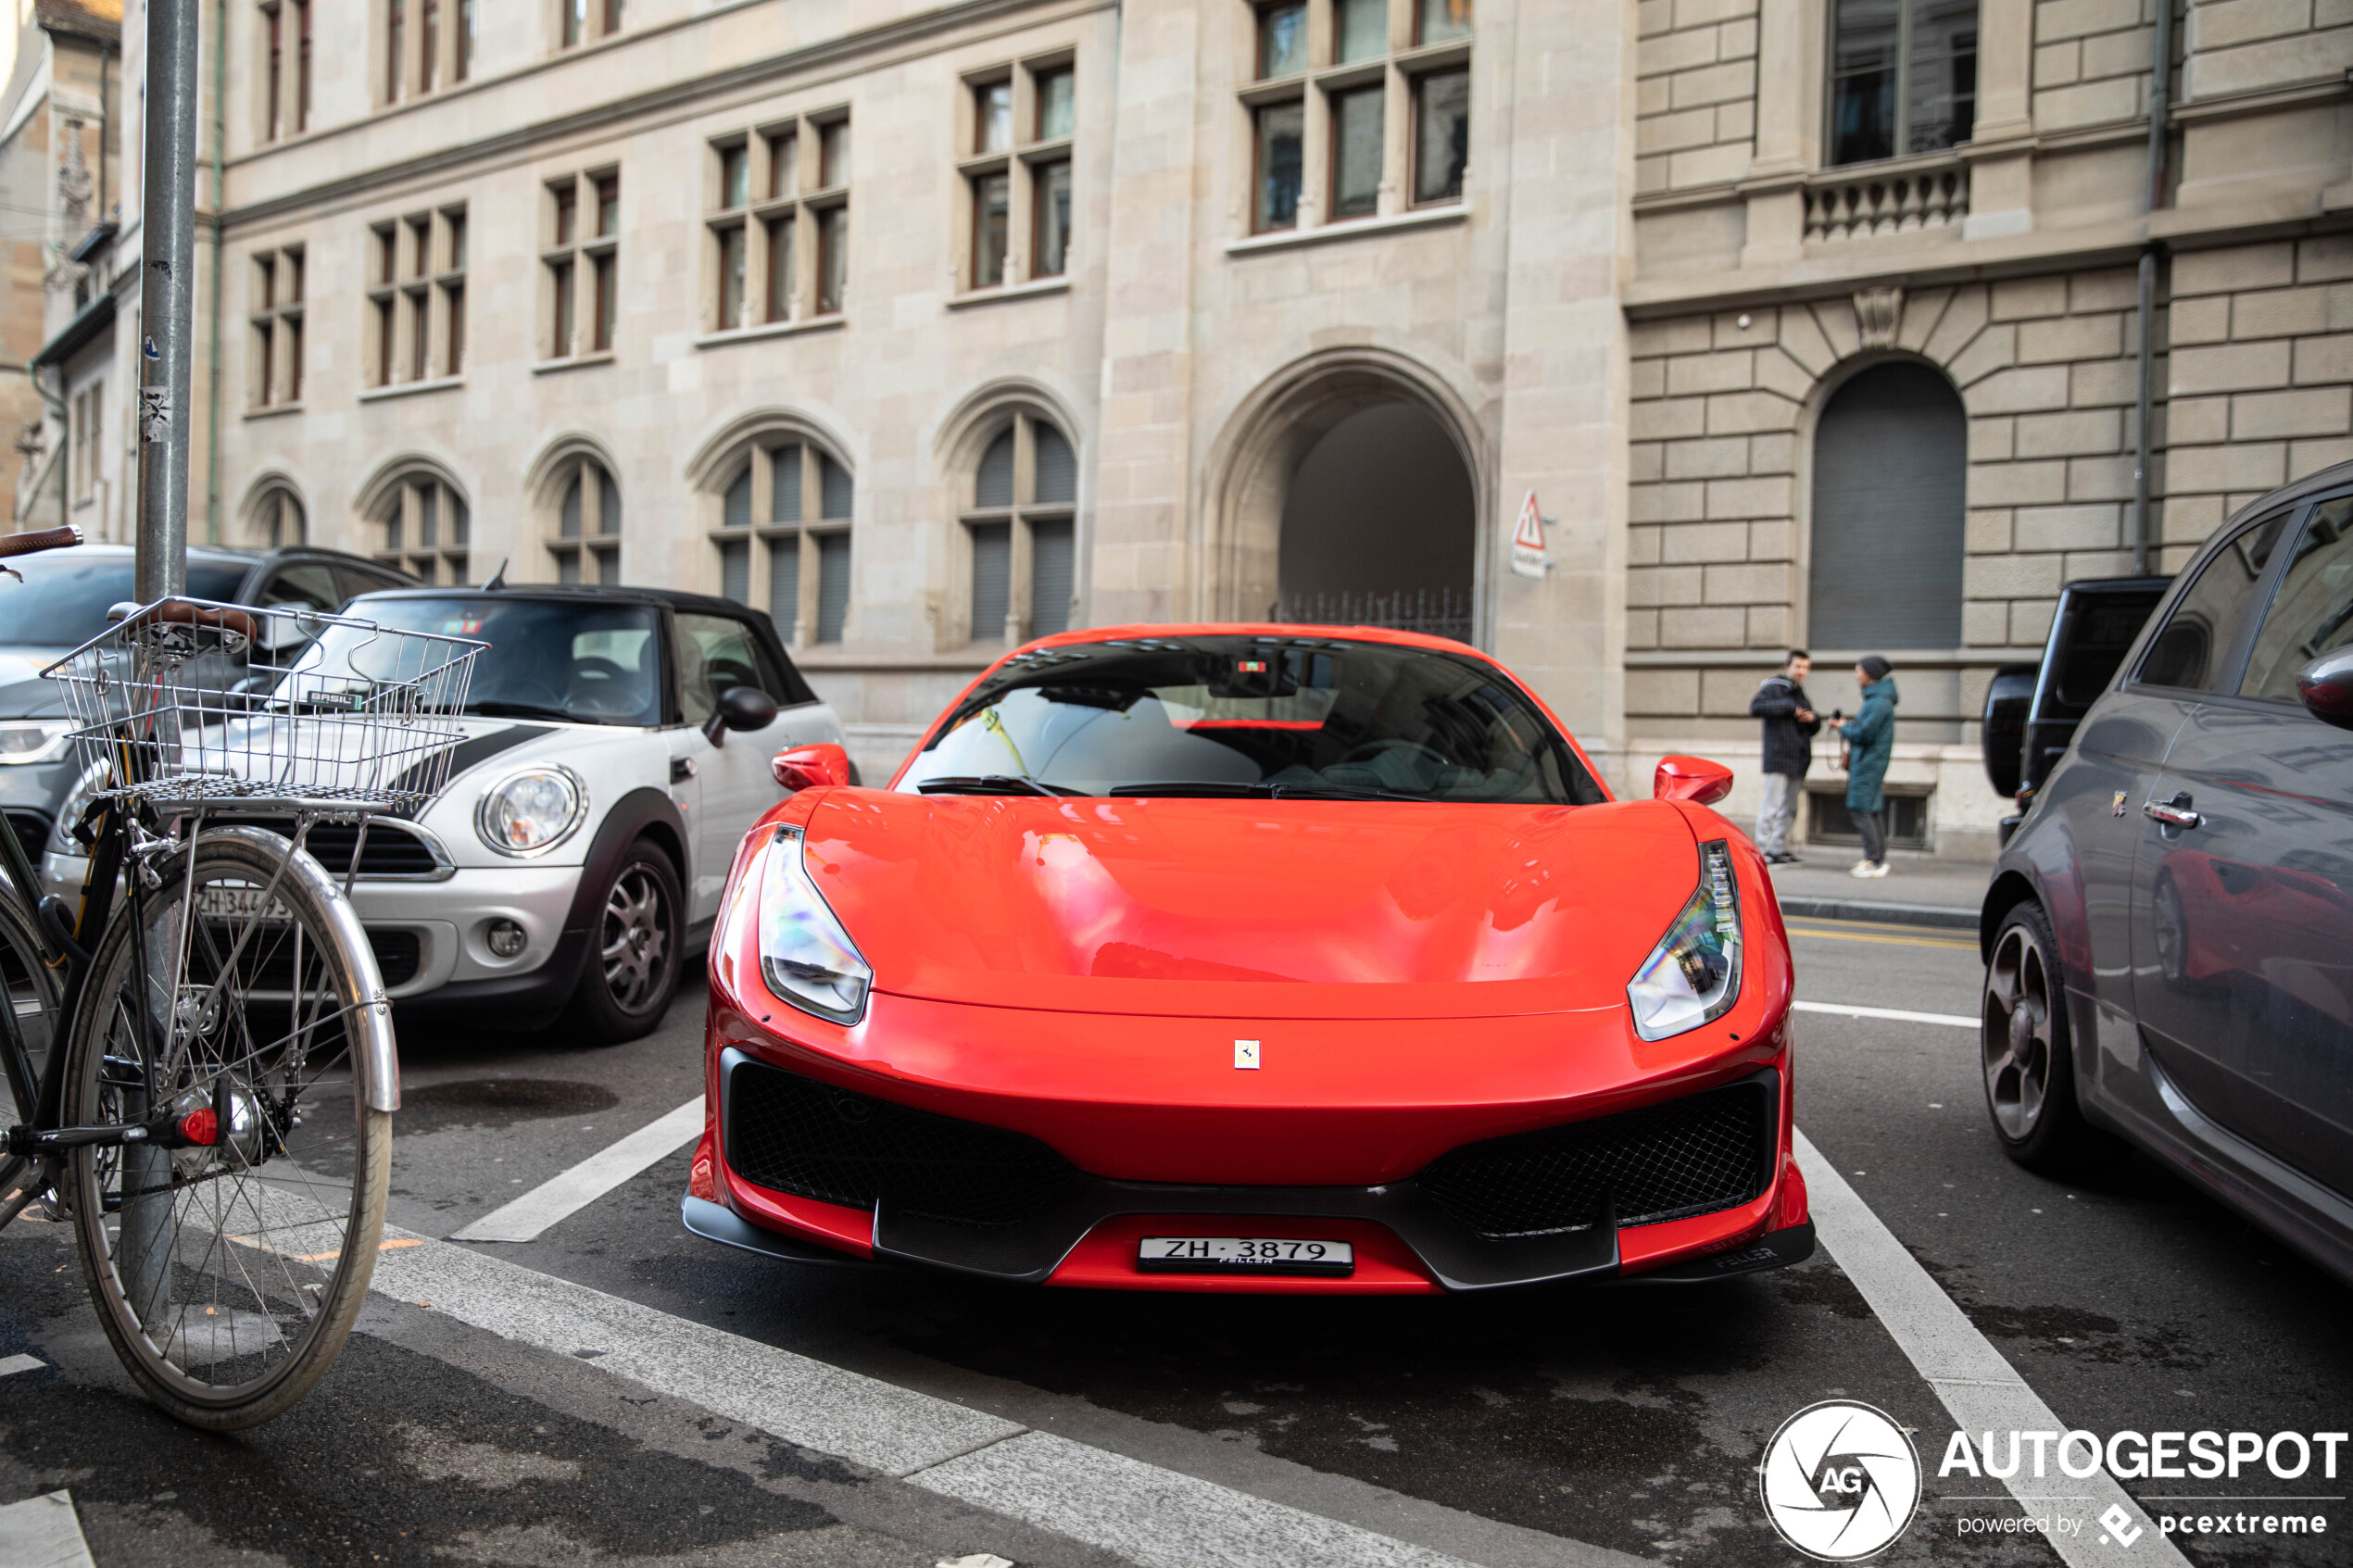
[
  {"left": 368, "top": 1230, "right": 1485, "bottom": 1568},
  {"left": 1794, "top": 1131, "right": 2190, "bottom": 1567},
  {"left": 0, "top": 1491, "right": 96, "bottom": 1568},
  {"left": 0, "top": 1351, "right": 45, "bottom": 1376},
  {"left": 1794, "top": 999, "right": 1977, "bottom": 1029},
  {"left": 451, "top": 1096, "right": 705, "bottom": 1244}
]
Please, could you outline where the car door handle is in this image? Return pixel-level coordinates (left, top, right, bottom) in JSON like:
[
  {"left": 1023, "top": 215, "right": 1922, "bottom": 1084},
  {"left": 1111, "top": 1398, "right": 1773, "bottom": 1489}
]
[
  {"left": 671, "top": 757, "right": 697, "bottom": 783},
  {"left": 2143, "top": 794, "right": 2202, "bottom": 829}
]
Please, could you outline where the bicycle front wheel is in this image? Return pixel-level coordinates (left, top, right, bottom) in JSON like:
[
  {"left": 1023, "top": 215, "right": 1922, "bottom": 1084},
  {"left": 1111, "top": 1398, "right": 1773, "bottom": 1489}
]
[{"left": 63, "top": 825, "right": 392, "bottom": 1429}]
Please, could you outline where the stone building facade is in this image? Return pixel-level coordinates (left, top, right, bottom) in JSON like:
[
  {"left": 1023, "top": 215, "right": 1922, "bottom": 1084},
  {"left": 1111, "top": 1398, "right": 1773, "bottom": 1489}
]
[{"left": 37, "top": 0, "right": 2353, "bottom": 856}]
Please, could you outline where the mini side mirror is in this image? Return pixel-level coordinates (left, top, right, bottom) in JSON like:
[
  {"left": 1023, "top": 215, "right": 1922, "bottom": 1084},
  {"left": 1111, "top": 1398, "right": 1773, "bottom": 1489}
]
[
  {"left": 1654, "top": 754, "right": 1735, "bottom": 806},
  {"left": 773, "top": 742, "right": 851, "bottom": 793},
  {"left": 2296, "top": 647, "right": 2353, "bottom": 732},
  {"left": 702, "top": 685, "right": 779, "bottom": 746}
]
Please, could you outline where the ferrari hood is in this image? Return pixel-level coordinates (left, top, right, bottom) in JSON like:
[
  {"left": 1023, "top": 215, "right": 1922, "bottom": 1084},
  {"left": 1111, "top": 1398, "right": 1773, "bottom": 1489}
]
[{"left": 798, "top": 793, "right": 1703, "bottom": 1020}]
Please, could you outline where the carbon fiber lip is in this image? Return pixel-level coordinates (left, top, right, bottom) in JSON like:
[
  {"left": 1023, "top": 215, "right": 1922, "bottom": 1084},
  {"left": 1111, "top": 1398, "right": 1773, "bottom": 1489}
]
[{"left": 713, "top": 1048, "right": 1781, "bottom": 1292}]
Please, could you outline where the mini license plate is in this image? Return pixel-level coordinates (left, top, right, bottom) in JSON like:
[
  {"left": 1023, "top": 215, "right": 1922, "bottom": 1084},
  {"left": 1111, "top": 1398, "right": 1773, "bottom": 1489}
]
[{"left": 1137, "top": 1236, "right": 1355, "bottom": 1277}]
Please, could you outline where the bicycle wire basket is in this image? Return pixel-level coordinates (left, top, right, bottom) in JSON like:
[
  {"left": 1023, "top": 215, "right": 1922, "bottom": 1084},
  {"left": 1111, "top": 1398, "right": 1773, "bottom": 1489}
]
[{"left": 40, "top": 597, "right": 485, "bottom": 816}]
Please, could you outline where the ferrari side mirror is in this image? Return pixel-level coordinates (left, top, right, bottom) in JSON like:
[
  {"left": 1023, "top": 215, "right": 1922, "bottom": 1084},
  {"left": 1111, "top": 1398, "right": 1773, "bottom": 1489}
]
[
  {"left": 1654, "top": 754, "right": 1735, "bottom": 806},
  {"left": 774, "top": 742, "right": 852, "bottom": 793},
  {"left": 2296, "top": 647, "right": 2353, "bottom": 732}
]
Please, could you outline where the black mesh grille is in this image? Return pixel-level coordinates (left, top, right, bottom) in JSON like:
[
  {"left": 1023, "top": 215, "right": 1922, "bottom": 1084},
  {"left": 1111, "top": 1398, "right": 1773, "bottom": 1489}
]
[
  {"left": 1416, "top": 1084, "right": 1769, "bottom": 1238},
  {"left": 725, "top": 1060, "right": 1079, "bottom": 1228},
  {"left": 216, "top": 820, "right": 443, "bottom": 877},
  {"left": 196, "top": 923, "right": 421, "bottom": 989}
]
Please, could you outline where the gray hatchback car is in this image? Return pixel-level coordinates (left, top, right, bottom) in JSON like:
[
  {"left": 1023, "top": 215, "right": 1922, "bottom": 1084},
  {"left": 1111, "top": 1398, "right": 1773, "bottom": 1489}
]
[
  {"left": 0, "top": 542, "right": 414, "bottom": 866},
  {"left": 1983, "top": 458, "right": 2353, "bottom": 1286}
]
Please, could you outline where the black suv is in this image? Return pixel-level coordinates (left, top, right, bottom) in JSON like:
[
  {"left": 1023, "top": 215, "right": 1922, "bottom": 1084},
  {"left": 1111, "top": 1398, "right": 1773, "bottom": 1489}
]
[
  {"left": 1980, "top": 458, "right": 2353, "bottom": 1286},
  {"left": 0, "top": 542, "right": 415, "bottom": 860}
]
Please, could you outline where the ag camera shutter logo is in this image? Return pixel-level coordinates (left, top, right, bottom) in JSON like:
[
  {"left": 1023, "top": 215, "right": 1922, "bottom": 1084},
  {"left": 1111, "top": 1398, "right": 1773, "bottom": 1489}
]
[{"left": 1759, "top": 1400, "right": 1922, "bottom": 1561}]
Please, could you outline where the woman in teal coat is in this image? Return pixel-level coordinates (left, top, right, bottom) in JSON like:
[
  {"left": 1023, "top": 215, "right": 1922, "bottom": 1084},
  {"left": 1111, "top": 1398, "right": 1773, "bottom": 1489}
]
[{"left": 1837, "top": 655, "right": 1898, "bottom": 877}]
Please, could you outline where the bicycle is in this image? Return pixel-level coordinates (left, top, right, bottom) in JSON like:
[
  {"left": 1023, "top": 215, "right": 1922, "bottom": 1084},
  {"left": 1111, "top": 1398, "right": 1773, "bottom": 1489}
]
[{"left": 0, "top": 528, "right": 481, "bottom": 1428}]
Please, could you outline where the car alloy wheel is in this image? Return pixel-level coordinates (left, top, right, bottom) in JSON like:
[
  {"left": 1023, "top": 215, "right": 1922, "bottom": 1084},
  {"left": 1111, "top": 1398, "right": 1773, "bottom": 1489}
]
[
  {"left": 1982, "top": 922, "right": 2055, "bottom": 1142},
  {"left": 599, "top": 863, "right": 673, "bottom": 1012}
]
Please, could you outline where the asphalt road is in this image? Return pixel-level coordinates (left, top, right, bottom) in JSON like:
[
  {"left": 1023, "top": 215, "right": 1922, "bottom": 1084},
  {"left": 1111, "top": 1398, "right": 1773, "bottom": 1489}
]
[{"left": 4, "top": 912, "right": 2349, "bottom": 1567}]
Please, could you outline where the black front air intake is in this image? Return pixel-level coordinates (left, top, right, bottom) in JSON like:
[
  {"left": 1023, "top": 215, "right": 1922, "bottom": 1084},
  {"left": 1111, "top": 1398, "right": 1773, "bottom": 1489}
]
[
  {"left": 724, "top": 1059, "right": 1080, "bottom": 1228},
  {"left": 1415, "top": 1080, "right": 1773, "bottom": 1238}
]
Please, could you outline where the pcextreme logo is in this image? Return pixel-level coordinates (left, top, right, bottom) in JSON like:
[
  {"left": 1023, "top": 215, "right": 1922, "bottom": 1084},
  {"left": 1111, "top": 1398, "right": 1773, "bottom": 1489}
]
[{"left": 1758, "top": 1400, "right": 1923, "bottom": 1562}]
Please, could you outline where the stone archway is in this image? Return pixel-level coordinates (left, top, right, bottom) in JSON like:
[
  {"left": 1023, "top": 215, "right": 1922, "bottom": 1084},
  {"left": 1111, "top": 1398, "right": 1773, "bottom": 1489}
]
[{"left": 1204, "top": 349, "right": 1486, "bottom": 640}]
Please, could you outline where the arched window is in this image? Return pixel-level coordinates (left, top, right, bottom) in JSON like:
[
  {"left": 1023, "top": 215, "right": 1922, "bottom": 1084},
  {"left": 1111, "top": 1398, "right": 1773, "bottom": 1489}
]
[
  {"left": 962, "top": 410, "right": 1076, "bottom": 644},
  {"left": 248, "top": 483, "right": 307, "bottom": 548},
  {"left": 547, "top": 454, "right": 621, "bottom": 583},
  {"left": 371, "top": 469, "right": 470, "bottom": 584},
  {"left": 707, "top": 433, "right": 851, "bottom": 644},
  {"left": 1808, "top": 361, "right": 1965, "bottom": 650}
]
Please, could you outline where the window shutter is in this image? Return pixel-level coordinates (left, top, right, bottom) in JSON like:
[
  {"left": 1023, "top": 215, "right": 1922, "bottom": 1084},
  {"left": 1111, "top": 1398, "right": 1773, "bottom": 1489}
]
[
  {"left": 970, "top": 521, "right": 1011, "bottom": 640},
  {"left": 771, "top": 445, "right": 802, "bottom": 522},
  {"left": 720, "top": 538, "right": 750, "bottom": 604},
  {"left": 820, "top": 451, "right": 853, "bottom": 520},
  {"left": 1029, "top": 519, "right": 1074, "bottom": 637},
  {"left": 816, "top": 533, "right": 851, "bottom": 642},
  {"left": 1808, "top": 361, "right": 1966, "bottom": 649},
  {"left": 769, "top": 538, "right": 800, "bottom": 642},
  {"left": 1033, "top": 424, "right": 1076, "bottom": 505},
  {"left": 724, "top": 468, "right": 751, "bottom": 531},
  {"left": 976, "top": 430, "right": 1015, "bottom": 508}
]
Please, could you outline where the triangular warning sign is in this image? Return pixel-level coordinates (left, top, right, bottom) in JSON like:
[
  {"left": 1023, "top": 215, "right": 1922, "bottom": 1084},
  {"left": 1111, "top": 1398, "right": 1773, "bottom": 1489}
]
[{"left": 1510, "top": 491, "right": 1548, "bottom": 578}]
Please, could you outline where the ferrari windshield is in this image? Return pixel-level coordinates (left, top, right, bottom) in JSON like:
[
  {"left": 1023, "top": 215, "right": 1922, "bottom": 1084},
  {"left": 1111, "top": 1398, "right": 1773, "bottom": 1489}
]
[
  {"left": 899, "top": 635, "right": 1605, "bottom": 804},
  {"left": 305, "top": 596, "right": 664, "bottom": 726}
]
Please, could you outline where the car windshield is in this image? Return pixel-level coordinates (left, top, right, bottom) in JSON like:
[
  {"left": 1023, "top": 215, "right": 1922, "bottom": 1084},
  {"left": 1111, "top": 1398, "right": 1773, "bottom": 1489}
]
[
  {"left": 317, "top": 596, "right": 663, "bottom": 726},
  {"left": 898, "top": 634, "right": 1606, "bottom": 804},
  {"left": 0, "top": 553, "right": 248, "bottom": 647}
]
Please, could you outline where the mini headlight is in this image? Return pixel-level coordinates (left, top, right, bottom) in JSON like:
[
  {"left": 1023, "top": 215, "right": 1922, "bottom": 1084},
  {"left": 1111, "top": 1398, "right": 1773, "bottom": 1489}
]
[
  {"left": 476, "top": 766, "right": 586, "bottom": 856},
  {"left": 1627, "top": 838, "right": 1743, "bottom": 1041},
  {"left": 758, "top": 822, "right": 871, "bottom": 1024},
  {"left": 0, "top": 721, "right": 71, "bottom": 765}
]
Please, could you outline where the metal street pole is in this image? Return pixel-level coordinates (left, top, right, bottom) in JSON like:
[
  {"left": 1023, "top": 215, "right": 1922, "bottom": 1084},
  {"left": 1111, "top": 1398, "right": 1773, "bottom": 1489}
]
[{"left": 134, "top": 0, "right": 201, "bottom": 603}]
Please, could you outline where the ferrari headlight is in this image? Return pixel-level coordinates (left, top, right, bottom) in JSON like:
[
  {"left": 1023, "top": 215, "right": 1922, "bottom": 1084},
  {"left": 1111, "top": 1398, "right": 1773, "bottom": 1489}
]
[
  {"left": 476, "top": 766, "right": 586, "bottom": 856},
  {"left": 0, "top": 721, "right": 70, "bottom": 765},
  {"left": 1627, "top": 838, "right": 1743, "bottom": 1041},
  {"left": 759, "top": 822, "right": 871, "bottom": 1024}
]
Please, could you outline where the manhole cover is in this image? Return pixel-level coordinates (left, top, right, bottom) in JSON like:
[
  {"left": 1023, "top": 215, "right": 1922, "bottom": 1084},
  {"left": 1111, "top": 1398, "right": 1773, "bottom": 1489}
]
[{"left": 399, "top": 1079, "right": 622, "bottom": 1131}]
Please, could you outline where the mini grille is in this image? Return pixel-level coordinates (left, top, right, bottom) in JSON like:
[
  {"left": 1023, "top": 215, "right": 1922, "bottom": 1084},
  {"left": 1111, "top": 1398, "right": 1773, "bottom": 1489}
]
[
  {"left": 216, "top": 820, "right": 443, "bottom": 878},
  {"left": 725, "top": 1060, "right": 1079, "bottom": 1228},
  {"left": 1416, "top": 1085, "right": 1768, "bottom": 1238},
  {"left": 195, "top": 923, "right": 422, "bottom": 989}
]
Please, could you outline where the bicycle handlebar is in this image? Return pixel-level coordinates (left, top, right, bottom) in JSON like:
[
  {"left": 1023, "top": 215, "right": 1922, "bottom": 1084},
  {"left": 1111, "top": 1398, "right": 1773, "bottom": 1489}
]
[{"left": 0, "top": 526, "right": 81, "bottom": 559}]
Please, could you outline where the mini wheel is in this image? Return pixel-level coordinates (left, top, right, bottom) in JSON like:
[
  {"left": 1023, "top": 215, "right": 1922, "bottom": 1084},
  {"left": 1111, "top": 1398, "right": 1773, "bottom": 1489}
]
[{"left": 566, "top": 837, "right": 684, "bottom": 1045}]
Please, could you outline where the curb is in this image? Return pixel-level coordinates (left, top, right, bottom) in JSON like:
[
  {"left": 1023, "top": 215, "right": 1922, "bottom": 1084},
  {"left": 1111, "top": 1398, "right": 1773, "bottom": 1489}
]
[{"left": 1776, "top": 896, "right": 1979, "bottom": 931}]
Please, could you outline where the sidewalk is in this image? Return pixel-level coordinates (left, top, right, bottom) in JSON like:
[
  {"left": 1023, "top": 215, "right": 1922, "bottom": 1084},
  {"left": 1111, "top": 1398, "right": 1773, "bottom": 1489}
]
[{"left": 1764, "top": 849, "right": 1991, "bottom": 930}]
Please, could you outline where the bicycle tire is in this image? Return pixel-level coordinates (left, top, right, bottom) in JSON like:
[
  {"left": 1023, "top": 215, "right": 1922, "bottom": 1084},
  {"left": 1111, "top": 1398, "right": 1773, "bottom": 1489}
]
[
  {"left": 0, "top": 882, "right": 62, "bottom": 1126},
  {"left": 62, "top": 825, "right": 391, "bottom": 1429}
]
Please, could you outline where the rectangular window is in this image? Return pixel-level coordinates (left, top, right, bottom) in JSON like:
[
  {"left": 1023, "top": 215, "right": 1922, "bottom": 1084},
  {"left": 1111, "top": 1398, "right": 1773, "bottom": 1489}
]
[
  {"left": 1830, "top": 0, "right": 1975, "bottom": 165},
  {"left": 718, "top": 538, "right": 749, "bottom": 602},
  {"left": 1258, "top": 2, "right": 1306, "bottom": 78},
  {"left": 1036, "top": 67, "right": 1076, "bottom": 141},
  {"left": 1030, "top": 518, "right": 1074, "bottom": 638},
  {"left": 972, "top": 173, "right": 1009, "bottom": 287},
  {"left": 562, "top": 0, "right": 585, "bottom": 47},
  {"left": 764, "top": 216, "right": 795, "bottom": 320},
  {"left": 287, "top": 316, "right": 305, "bottom": 400},
  {"left": 819, "top": 119, "right": 849, "bottom": 188},
  {"left": 444, "top": 283, "right": 462, "bottom": 373},
  {"left": 553, "top": 182, "right": 577, "bottom": 246},
  {"left": 976, "top": 81, "right": 1013, "bottom": 154},
  {"left": 720, "top": 143, "right": 749, "bottom": 207},
  {"left": 596, "top": 175, "right": 620, "bottom": 236},
  {"left": 602, "top": 0, "right": 621, "bottom": 33},
  {"left": 768, "top": 538, "right": 800, "bottom": 640},
  {"left": 592, "top": 254, "right": 616, "bottom": 351},
  {"left": 815, "top": 533, "right": 850, "bottom": 642},
  {"left": 375, "top": 297, "right": 395, "bottom": 384},
  {"left": 1413, "top": 69, "right": 1468, "bottom": 204},
  {"left": 1416, "top": 0, "right": 1470, "bottom": 44},
  {"left": 969, "top": 521, "right": 1012, "bottom": 642},
  {"left": 409, "top": 285, "right": 430, "bottom": 377},
  {"left": 250, "top": 244, "right": 306, "bottom": 408},
  {"left": 768, "top": 132, "right": 798, "bottom": 198},
  {"left": 421, "top": 0, "right": 438, "bottom": 92},
  {"left": 296, "top": 0, "right": 313, "bottom": 125},
  {"left": 1330, "top": 85, "right": 1383, "bottom": 218},
  {"left": 1254, "top": 102, "right": 1303, "bottom": 231},
  {"left": 1336, "top": 0, "right": 1387, "bottom": 63},
  {"left": 266, "top": 4, "right": 283, "bottom": 141},
  {"left": 818, "top": 207, "right": 847, "bottom": 313},
  {"left": 1032, "top": 160, "right": 1072, "bottom": 276},
  {"left": 453, "top": 0, "right": 468, "bottom": 80},
  {"left": 551, "top": 259, "right": 574, "bottom": 356},
  {"left": 717, "top": 226, "right": 746, "bottom": 328},
  {"left": 385, "top": 0, "right": 404, "bottom": 101}
]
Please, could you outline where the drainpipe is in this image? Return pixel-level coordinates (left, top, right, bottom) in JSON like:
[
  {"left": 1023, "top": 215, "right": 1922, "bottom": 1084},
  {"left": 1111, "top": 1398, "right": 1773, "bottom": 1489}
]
[
  {"left": 205, "top": 0, "right": 226, "bottom": 543},
  {"left": 2132, "top": 0, "right": 2173, "bottom": 576}
]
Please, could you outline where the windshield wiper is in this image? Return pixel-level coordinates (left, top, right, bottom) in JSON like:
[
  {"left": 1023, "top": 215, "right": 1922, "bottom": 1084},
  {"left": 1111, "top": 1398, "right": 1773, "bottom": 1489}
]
[
  {"left": 1106, "top": 781, "right": 1278, "bottom": 797},
  {"left": 1271, "top": 784, "right": 1434, "bottom": 802},
  {"left": 914, "top": 774, "right": 1086, "bottom": 797},
  {"left": 470, "top": 699, "right": 581, "bottom": 722}
]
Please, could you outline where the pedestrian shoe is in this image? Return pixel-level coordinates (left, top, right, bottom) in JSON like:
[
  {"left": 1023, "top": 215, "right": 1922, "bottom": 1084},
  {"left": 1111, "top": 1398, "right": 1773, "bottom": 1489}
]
[
  {"left": 1849, "top": 859, "right": 1876, "bottom": 877},
  {"left": 1866, "top": 860, "right": 1891, "bottom": 878}
]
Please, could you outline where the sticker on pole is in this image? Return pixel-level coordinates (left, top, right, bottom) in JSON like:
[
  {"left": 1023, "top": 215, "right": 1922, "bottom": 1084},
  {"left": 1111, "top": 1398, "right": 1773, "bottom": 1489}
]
[{"left": 1509, "top": 491, "right": 1549, "bottom": 580}]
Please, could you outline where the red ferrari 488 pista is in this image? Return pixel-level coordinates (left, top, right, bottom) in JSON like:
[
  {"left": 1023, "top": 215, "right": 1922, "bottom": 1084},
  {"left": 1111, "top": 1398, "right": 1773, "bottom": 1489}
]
[{"left": 683, "top": 625, "right": 1810, "bottom": 1292}]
